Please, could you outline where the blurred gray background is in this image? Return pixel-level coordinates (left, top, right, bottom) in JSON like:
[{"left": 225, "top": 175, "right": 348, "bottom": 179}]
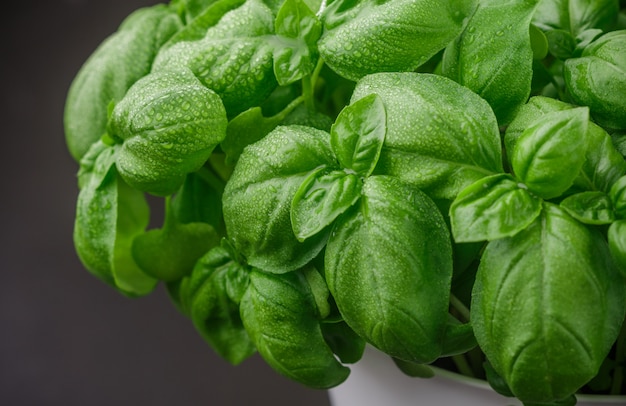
[{"left": 0, "top": 1, "right": 331, "bottom": 404}]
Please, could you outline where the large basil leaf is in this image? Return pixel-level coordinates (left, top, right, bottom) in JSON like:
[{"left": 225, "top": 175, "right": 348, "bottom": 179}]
[
  {"left": 511, "top": 107, "right": 589, "bottom": 199},
  {"left": 318, "top": 0, "right": 475, "bottom": 81},
  {"left": 74, "top": 142, "right": 157, "bottom": 296},
  {"left": 180, "top": 245, "right": 256, "bottom": 364},
  {"left": 472, "top": 203, "right": 626, "bottom": 403},
  {"left": 325, "top": 176, "right": 453, "bottom": 363},
  {"left": 505, "top": 96, "right": 626, "bottom": 193},
  {"left": 223, "top": 125, "right": 336, "bottom": 273},
  {"left": 64, "top": 5, "right": 183, "bottom": 161},
  {"left": 108, "top": 69, "right": 227, "bottom": 196},
  {"left": 450, "top": 174, "right": 543, "bottom": 242},
  {"left": 442, "top": 0, "right": 540, "bottom": 125},
  {"left": 240, "top": 269, "right": 350, "bottom": 388},
  {"left": 351, "top": 72, "right": 502, "bottom": 201},
  {"left": 153, "top": 0, "right": 278, "bottom": 116},
  {"left": 564, "top": 30, "right": 626, "bottom": 130}
]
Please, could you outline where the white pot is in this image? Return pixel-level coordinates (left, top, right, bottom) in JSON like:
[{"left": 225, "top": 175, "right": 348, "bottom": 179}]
[{"left": 329, "top": 346, "right": 626, "bottom": 406}]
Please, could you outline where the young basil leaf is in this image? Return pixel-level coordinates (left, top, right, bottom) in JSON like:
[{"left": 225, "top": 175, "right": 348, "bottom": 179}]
[
  {"left": 442, "top": 0, "right": 540, "bottom": 125},
  {"left": 181, "top": 0, "right": 222, "bottom": 21},
  {"left": 351, "top": 73, "right": 503, "bottom": 201},
  {"left": 64, "top": 5, "right": 183, "bottom": 161},
  {"left": 545, "top": 29, "right": 577, "bottom": 59},
  {"left": 180, "top": 245, "right": 256, "bottom": 364},
  {"left": 472, "top": 203, "right": 626, "bottom": 403},
  {"left": 533, "top": 0, "right": 620, "bottom": 35},
  {"left": 608, "top": 220, "right": 626, "bottom": 276},
  {"left": 511, "top": 107, "right": 589, "bottom": 199},
  {"left": 109, "top": 69, "right": 228, "bottom": 196},
  {"left": 271, "top": 0, "right": 322, "bottom": 86},
  {"left": 560, "top": 191, "right": 615, "bottom": 225},
  {"left": 318, "top": 0, "right": 476, "bottom": 81},
  {"left": 330, "top": 93, "right": 386, "bottom": 177},
  {"left": 240, "top": 269, "right": 350, "bottom": 388},
  {"left": 325, "top": 176, "right": 453, "bottom": 363},
  {"left": 505, "top": 96, "right": 626, "bottom": 193},
  {"left": 132, "top": 198, "right": 219, "bottom": 282},
  {"left": 392, "top": 358, "right": 435, "bottom": 379},
  {"left": 564, "top": 30, "right": 626, "bottom": 130},
  {"left": 74, "top": 143, "right": 157, "bottom": 296},
  {"left": 303, "top": 265, "right": 331, "bottom": 319},
  {"left": 223, "top": 125, "right": 336, "bottom": 273},
  {"left": 450, "top": 174, "right": 543, "bottom": 242},
  {"left": 530, "top": 23, "right": 549, "bottom": 59},
  {"left": 610, "top": 175, "right": 626, "bottom": 218},
  {"left": 291, "top": 168, "right": 362, "bottom": 242}
]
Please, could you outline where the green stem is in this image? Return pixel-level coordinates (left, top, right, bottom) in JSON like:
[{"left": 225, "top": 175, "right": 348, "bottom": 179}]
[
  {"left": 273, "top": 95, "right": 305, "bottom": 121},
  {"left": 610, "top": 320, "right": 626, "bottom": 395},
  {"left": 302, "top": 58, "right": 325, "bottom": 111},
  {"left": 452, "top": 354, "right": 475, "bottom": 378},
  {"left": 450, "top": 293, "right": 471, "bottom": 323},
  {"left": 195, "top": 165, "right": 226, "bottom": 195}
]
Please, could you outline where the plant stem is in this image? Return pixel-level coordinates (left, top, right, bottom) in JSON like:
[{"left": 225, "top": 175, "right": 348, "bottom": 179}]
[
  {"left": 302, "top": 58, "right": 325, "bottom": 111},
  {"left": 450, "top": 293, "right": 471, "bottom": 323},
  {"left": 273, "top": 95, "right": 305, "bottom": 121},
  {"left": 611, "top": 321, "right": 626, "bottom": 395},
  {"left": 195, "top": 165, "right": 226, "bottom": 195},
  {"left": 452, "top": 354, "right": 475, "bottom": 378}
]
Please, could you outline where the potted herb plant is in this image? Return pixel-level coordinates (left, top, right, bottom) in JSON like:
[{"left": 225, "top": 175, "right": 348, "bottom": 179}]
[{"left": 64, "top": 0, "right": 626, "bottom": 404}]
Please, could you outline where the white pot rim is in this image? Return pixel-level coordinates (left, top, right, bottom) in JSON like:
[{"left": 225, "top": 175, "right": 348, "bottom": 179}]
[{"left": 329, "top": 346, "right": 626, "bottom": 406}]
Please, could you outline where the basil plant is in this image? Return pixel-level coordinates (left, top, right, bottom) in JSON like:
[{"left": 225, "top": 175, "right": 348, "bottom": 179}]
[{"left": 65, "top": 0, "right": 626, "bottom": 404}]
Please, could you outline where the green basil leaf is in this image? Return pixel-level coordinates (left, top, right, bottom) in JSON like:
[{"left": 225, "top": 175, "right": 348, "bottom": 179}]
[
  {"left": 442, "top": 0, "right": 540, "bottom": 125},
  {"left": 330, "top": 93, "right": 386, "bottom": 177},
  {"left": 154, "top": 0, "right": 278, "bottom": 116},
  {"left": 472, "top": 203, "right": 626, "bottom": 403},
  {"left": 64, "top": 5, "right": 183, "bottom": 161},
  {"left": 221, "top": 107, "right": 283, "bottom": 164},
  {"left": 610, "top": 175, "right": 626, "bottom": 218},
  {"left": 533, "top": 0, "right": 619, "bottom": 35},
  {"left": 564, "top": 30, "right": 626, "bottom": 130},
  {"left": 440, "top": 319, "right": 478, "bottom": 358},
  {"left": 320, "top": 321, "right": 366, "bottom": 364},
  {"left": 351, "top": 73, "right": 502, "bottom": 201},
  {"left": 505, "top": 96, "right": 626, "bottom": 193},
  {"left": 291, "top": 168, "right": 361, "bottom": 241},
  {"left": 109, "top": 69, "right": 228, "bottom": 196},
  {"left": 223, "top": 125, "right": 336, "bottom": 273},
  {"left": 450, "top": 174, "right": 543, "bottom": 242},
  {"left": 74, "top": 144, "right": 157, "bottom": 296},
  {"left": 560, "top": 191, "right": 615, "bottom": 225},
  {"left": 530, "top": 23, "right": 549, "bottom": 59},
  {"left": 392, "top": 357, "right": 435, "bottom": 379},
  {"left": 181, "top": 245, "right": 256, "bottom": 364},
  {"left": 271, "top": 0, "right": 322, "bottom": 86},
  {"left": 511, "top": 107, "right": 589, "bottom": 199},
  {"left": 325, "top": 176, "right": 453, "bottom": 363},
  {"left": 612, "top": 132, "right": 626, "bottom": 158},
  {"left": 132, "top": 198, "right": 219, "bottom": 282},
  {"left": 171, "top": 172, "right": 223, "bottom": 230},
  {"left": 545, "top": 29, "right": 576, "bottom": 59},
  {"left": 608, "top": 220, "right": 626, "bottom": 276},
  {"left": 240, "top": 269, "right": 350, "bottom": 388},
  {"left": 318, "top": 0, "right": 476, "bottom": 81}
]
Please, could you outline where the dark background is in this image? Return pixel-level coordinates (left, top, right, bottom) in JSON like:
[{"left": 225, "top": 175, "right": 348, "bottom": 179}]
[{"left": 1, "top": 1, "right": 331, "bottom": 405}]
